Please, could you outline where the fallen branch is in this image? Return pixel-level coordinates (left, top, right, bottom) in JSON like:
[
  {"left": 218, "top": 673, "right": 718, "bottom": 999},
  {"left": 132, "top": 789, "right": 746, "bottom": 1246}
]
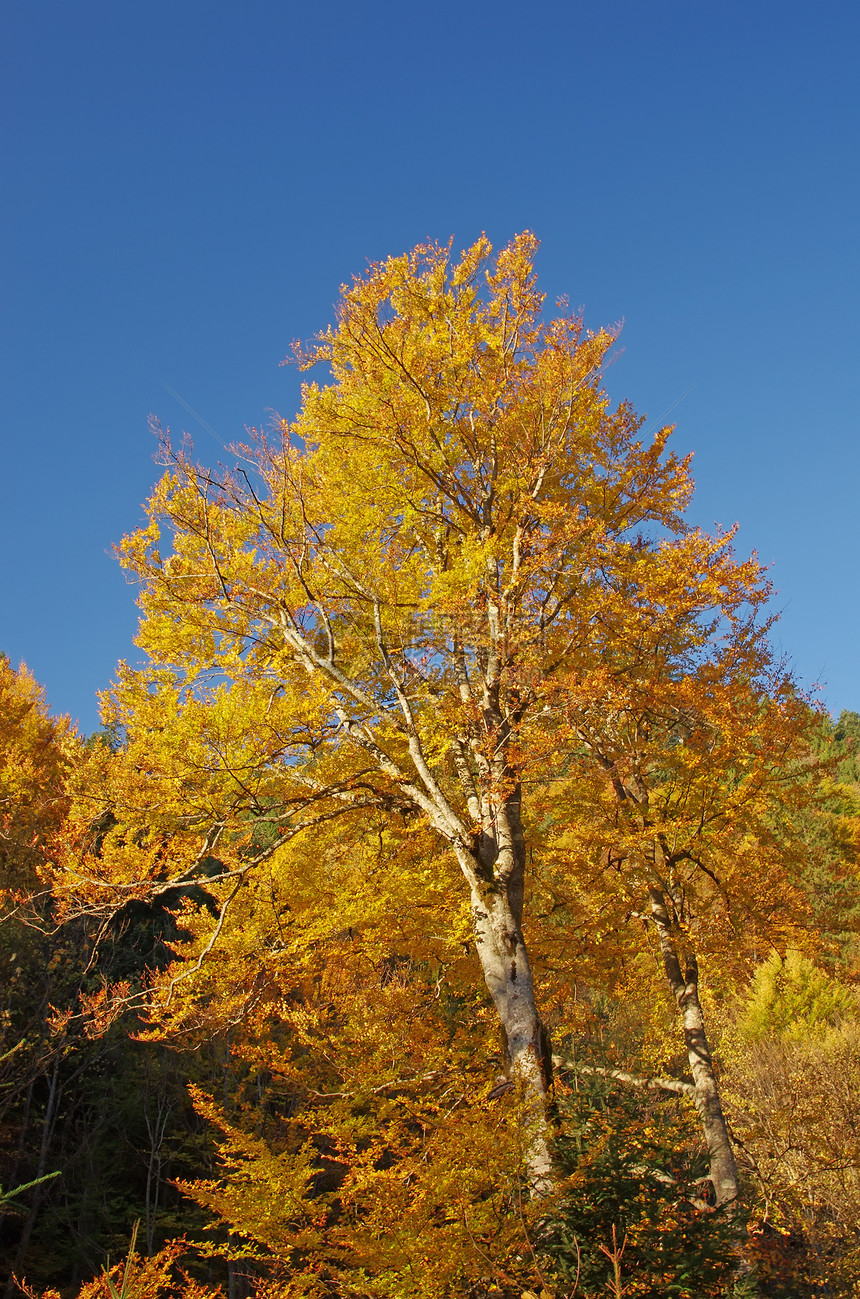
[{"left": 553, "top": 1056, "right": 695, "bottom": 1099}]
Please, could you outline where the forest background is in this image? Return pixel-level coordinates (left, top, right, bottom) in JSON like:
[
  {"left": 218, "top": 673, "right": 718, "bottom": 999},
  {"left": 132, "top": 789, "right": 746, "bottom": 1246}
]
[{"left": 2, "top": 4, "right": 860, "bottom": 1298}]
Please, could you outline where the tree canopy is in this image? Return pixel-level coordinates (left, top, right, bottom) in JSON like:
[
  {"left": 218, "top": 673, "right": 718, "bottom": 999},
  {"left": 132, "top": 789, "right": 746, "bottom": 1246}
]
[{"left": 4, "top": 235, "right": 859, "bottom": 1299}]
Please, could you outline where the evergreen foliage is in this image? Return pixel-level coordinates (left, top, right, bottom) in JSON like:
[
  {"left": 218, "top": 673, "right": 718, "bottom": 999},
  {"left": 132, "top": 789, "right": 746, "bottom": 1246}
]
[{"left": 544, "top": 1081, "right": 740, "bottom": 1297}]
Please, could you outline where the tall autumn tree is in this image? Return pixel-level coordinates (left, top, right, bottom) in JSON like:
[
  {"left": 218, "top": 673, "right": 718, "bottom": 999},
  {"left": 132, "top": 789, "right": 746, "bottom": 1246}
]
[
  {"left": 539, "top": 553, "right": 817, "bottom": 1207},
  {"left": 0, "top": 659, "right": 77, "bottom": 1284},
  {"left": 0, "top": 657, "right": 73, "bottom": 893},
  {"left": 57, "top": 233, "right": 796, "bottom": 1202}
]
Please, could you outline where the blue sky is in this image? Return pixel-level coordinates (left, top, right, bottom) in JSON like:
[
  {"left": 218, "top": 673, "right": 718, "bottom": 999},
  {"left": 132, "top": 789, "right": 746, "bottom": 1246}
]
[{"left": 2, "top": 0, "right": 858, "bottom": 732}]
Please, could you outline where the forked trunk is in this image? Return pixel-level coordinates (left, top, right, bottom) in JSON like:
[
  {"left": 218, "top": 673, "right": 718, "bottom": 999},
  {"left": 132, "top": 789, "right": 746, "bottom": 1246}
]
[{"left": 649, "top": 889, "right": 739, "bottom": 1209}]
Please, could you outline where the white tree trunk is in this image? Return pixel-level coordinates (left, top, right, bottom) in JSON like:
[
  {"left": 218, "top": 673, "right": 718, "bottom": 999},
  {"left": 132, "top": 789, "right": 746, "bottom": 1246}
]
[
  {"left": 649, "top": 889, "right": 739, "bottom": 1208},
  {"left": 468, "top": 873, "right": 554, "bottom": 1198}
]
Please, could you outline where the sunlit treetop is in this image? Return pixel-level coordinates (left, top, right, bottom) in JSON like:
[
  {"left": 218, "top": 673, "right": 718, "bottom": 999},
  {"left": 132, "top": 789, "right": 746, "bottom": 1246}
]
[{"left": 0, "top": 656, "right": 76, "bottom": 889}]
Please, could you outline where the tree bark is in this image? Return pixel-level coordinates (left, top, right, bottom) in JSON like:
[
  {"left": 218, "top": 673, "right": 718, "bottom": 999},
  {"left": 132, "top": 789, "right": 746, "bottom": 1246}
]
[
  {"left": 467, "top": 869, "right": 554, "bottom": 1198},
  {"left": 438, "top": 771, "right": 554, "bottom": 1199},
  {"left": 6, "top": 1057, "right": 62, "bottom": 1297},
  {"left": 649, "top": 888, "right": 739, "bottom": 1209}
]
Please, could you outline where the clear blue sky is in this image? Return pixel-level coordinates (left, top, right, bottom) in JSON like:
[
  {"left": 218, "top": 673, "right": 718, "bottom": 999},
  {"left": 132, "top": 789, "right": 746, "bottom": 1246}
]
[{"left": 2, "top": 0, "right": 858, "bottom": 733}]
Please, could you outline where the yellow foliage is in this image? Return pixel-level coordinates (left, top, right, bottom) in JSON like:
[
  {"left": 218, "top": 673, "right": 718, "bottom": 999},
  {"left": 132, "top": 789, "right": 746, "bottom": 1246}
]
[
  {"left": 42, "top": 233, "right": 835, "bottom": 1291},
  {"left": 0, "top": 656, "right": 76, "bottom": 891}
]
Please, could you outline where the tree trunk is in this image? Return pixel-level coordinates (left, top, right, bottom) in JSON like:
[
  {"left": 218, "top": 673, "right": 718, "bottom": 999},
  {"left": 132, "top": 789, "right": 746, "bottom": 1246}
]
[
  {"left": 471, "top": 881, "right": 554, "bottom": 1198},
  {"left": 6, "top": 1057, "right": 62, "bottom": 1296},
  {"left": 453, "top": 788, "right": 554, "bottom": 1201},
  {"left": 649, "top": 888, "right": 739, "bottom": 1209}
]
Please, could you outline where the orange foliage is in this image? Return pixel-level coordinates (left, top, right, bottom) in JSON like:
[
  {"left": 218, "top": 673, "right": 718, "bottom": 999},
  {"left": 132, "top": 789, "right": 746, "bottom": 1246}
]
[
  {"left": 0, "top": 657, "right": 75, "bottom": 891},
  {"left": 42, "top": 234, "right": 832, "bottom": 1291}
]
